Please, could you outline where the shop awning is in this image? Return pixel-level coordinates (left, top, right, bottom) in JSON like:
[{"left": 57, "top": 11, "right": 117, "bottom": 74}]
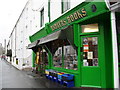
[
  {"left": 27, "top": 30, "right": 66, "bottom": 49},
  {"left": 37, "top": 30, "right": 65, "bottom": 45},
  {"left": 27, "top": 40, "right": 39, "bottom": 49}
]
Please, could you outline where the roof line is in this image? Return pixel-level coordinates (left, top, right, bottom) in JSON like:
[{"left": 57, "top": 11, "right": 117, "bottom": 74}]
[{"left": 9, "top": 0, "right": 30, "bottom": 38}]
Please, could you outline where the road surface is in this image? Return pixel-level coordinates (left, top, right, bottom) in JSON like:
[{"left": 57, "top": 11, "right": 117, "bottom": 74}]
[{"left": 0, "top": 58, "right": 63, "bottom": 89}]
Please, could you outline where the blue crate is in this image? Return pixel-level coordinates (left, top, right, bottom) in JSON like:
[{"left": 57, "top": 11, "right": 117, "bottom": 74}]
[
  {"left": 63, "top": 81, "right": 74, "bottom": 88},
  {"left": 49, "top": 75, "right": 53, "bottom": 80},
  {"left": 47, "top": 75, "right": 51, "bottom": 80},
  {"left": 53, "top": 77, "right": 58, "bottom": 82},
  {"left": 45, "top": 74, "right": 49, "bottom": 79},
  {"left": 57, "top": 79, "right": 63, "bottom": 85},
  {"left": 49, "top": 69, "right": 55, "bottom": 76},
  {"left": 62, "top": 74, "right": 74, "bottom": 81},
  {"left": 57, "top": 73, "right": 64, "bottom": 79}
]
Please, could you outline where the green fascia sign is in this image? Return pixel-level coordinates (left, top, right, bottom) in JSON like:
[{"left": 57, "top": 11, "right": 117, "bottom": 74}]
[{"left": 29, "top": 0, "right": 109, "bottom": 42}]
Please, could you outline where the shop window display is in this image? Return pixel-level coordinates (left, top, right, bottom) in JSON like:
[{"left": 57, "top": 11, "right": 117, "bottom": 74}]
[
  {"left": 52, "top": 40, "right": 63, "bottom": 67},
  {"left": 82, "top": 37, "right": 98, "bottom": 66},
  {"left": 53, "top": 47, "right": 62, "bottom": 67},
  {"left": 64, "top": 45, "right": 78, "bottom": 70},
  {"left": 52, "top": 39, "right": 78, "bottom": 69}
]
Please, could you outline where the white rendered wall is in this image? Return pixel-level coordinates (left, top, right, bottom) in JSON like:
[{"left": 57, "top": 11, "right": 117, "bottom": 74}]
[
  {"left": 50, "top": 0, "right": 85, "bottom": 22},
  {"left": 8, "top": 0, "right": 85, "bottom": 70}
]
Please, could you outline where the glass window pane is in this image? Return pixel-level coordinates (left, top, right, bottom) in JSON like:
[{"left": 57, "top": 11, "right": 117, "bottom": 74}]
[
  {"left": 53, "top": 47, "right": 62, "bottom": 67},
  {"left": 52, "top": 40, "right": 63, "bottom": 67},
  {"left": 40, "top": 8, "right": 44, "bottom": 27},
  {"left": 62, "top": 0, "right": 70, "bottom": 13},
  {"left": 64, "top": 40, "right": 78, "bottom": 70},
  {"left": 81, "top": 24, "right": 99, "bottom": 33},
  {"left": 82, "top": 37, "right": 98, "bottom": 66}
]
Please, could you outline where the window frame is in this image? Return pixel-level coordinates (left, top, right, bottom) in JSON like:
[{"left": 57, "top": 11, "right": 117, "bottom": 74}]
[
  {"left": 52, "top": 39, "right": 78, "bottom": 70},
  {"left": 61, "top": 0, "right": 70, "bottom": 13},
  {"left": 40, "top": 8, "right": 44, "bottom": 27}
]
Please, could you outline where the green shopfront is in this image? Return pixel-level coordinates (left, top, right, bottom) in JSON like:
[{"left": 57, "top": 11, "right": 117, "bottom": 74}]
[{"left": 28, "top": 0, "right": 120, "bottom": 88}]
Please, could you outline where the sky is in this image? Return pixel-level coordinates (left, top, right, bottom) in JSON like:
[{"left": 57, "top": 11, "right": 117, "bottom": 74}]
[{"left": 0, "top": 0, "right": 28, "bottom": 47}]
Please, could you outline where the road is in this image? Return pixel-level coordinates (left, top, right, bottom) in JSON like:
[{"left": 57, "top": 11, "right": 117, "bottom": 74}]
[{"left": 0, "top": 58, "right": 63, "bottom": 89}]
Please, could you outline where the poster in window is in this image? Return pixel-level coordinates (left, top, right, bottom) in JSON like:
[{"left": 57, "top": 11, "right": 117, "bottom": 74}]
[{"left": 87, "top": 52, "right": 93, "bottom": 59}]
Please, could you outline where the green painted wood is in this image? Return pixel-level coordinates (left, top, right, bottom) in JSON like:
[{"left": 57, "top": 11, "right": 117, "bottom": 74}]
[
  {"left": 73, "top": 24, "right": 79, "bottom": 47},
  {"left": 98, "top": 21, "right": 106, "bottom": 88},
  {"left": 80, "top": 35, "right": 101, "bottom": 87},
  {"left": 30, "top": 27, "right": 48, "bottom": 43},
  {"left": 81, "top": 67, "right": 101, "bottom": 87},
  {"left": 32, "top": 52, "right": 36, "bottom": 67}
]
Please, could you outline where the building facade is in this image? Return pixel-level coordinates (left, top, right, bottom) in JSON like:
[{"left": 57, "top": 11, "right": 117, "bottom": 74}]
[
  {"left": 7, "top": 0, "right": 83, "bottom": 70},
  {"left": 6, "top": 0, "right": 120, "bottom": 88},
  {"left": 28, "top": 0, "right": 120, "bottom": 88},
  {"left": 0, "top": 43, "right": 3, "bottom": 56},
  {"left": 7, "top": 0, "right": 49, "bottom": 70}
]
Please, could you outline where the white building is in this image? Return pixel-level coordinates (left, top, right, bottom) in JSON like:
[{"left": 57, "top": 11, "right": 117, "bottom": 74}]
[
  {"left": 7, "top": 0, "right": 85, "bottom": 70},
  {"left": 0, "top": 43, "right": 3, "bottom": 56}
]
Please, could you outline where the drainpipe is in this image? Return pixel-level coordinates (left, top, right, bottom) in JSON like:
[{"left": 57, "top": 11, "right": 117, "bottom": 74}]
[{"left": 111, "top": 11, "right": 119, "bottom": 89}]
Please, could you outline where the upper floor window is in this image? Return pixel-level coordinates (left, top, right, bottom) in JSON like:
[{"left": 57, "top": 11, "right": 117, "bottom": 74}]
[
  {"left": 62, "top": 0, "right": 70, "bottom": 13},
  {"left": 40, "top": 8, "right": 44, "bottom": 27}
]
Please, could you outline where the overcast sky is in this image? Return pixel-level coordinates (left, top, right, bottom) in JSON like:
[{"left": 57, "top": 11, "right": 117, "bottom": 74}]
[{"left": 0, "top": 0, "right": 28, "bottom": 47}]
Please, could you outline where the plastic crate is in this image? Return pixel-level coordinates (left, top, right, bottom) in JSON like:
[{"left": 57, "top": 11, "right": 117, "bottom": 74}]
[
  {"left": 49, "top": 70, "right": 55, "bottom": 76},
  {"left": 45, "top": 74, "right": 49, "bottom": 79},
  {"left": 63, "top": 81, "right": 74, "bottom": 88},
  {"left": 57, "top": 73, "right": 64, "bottom": 79},
  {"left": 58, "top": 79, "right": 63, "bottom": 85},
  {"left": 62, "top": 74, "right": 74, "bottom": 81},
  {"left": 53, "top": 77, "right": 58, "bottom": 82},
  {"left": 45, "top": 70, "right": 49, "bottom": 75},
  {"left": 49, "top": 75, "right": 53, "bottom": 80},
  {"left": 53, "top": 71, "right": 59, "bottom": 77},
  {"left": 47, "top": 75, "right": 51, "bottom": 80}
]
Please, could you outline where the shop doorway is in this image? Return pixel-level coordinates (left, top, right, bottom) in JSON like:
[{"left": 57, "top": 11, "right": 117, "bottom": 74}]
[
  {"left": 35, "top": 47, "right": 48, "bottom": 74},
  {"left": 80, "top": 23, "right": 101, "bottom": 87},
  {"left": 80, "top": 36, "right": 101, "bottom": 87}
]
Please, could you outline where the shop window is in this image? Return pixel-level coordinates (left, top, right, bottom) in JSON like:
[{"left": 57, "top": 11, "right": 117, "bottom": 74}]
[
  {"left": 53, "top": 47, "right": 62, "bottom": 67},
  {"left": 82, "top": 37, "right": 98, "bottom": 66},
  {"left": 81, "top": 23, "right": 99, "bottom": 33},
  {"left": 52, "top": 39, "right": 78, "bottom": 70},
  {"left": 61, "top": 0, "right": 70, "bottom": 13},
  {"left": 52, "top": 40, "right": 63, "bottom": 67},
  {"left": 64, "top": 40, "right": 78, "bottom": 70}
]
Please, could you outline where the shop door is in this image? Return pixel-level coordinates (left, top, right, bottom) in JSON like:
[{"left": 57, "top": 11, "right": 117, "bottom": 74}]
[{"left": 80, "top": 36, "right": 101, "bottom": 87}]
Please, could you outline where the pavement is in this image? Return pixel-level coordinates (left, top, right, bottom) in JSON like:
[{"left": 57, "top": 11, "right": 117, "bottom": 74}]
[{"left": 0, "top": 58, "right": 65, "bottom": 89}]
